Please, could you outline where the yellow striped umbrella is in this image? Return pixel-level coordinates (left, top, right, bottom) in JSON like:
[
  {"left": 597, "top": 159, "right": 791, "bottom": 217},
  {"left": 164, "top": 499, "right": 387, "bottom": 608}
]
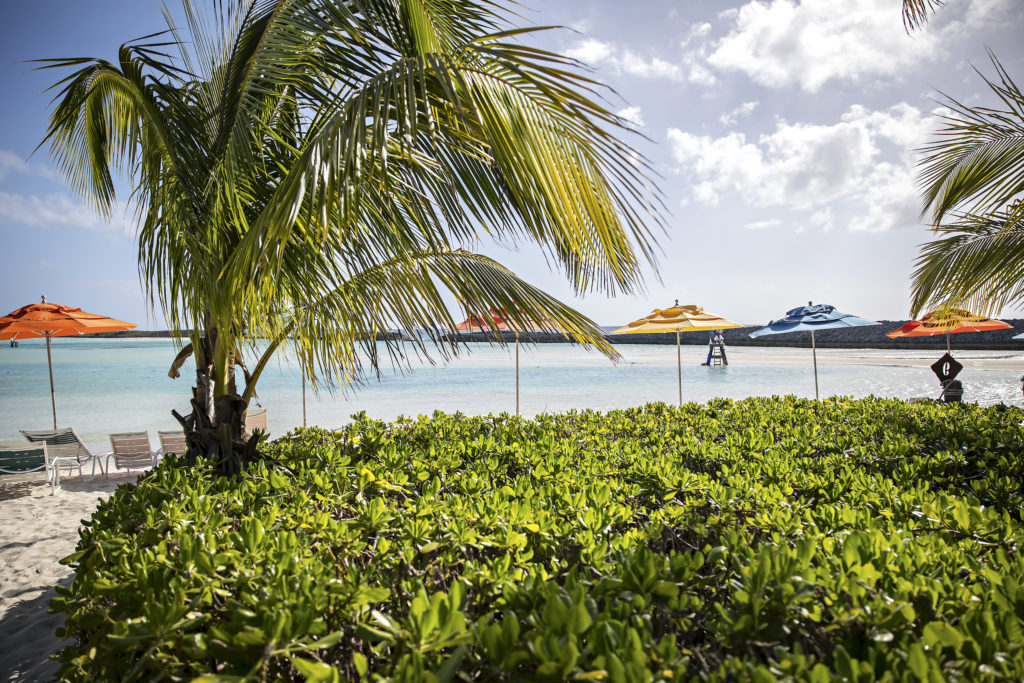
[{"left": 611, "top": 301, "right": 742, "bottom": 406}]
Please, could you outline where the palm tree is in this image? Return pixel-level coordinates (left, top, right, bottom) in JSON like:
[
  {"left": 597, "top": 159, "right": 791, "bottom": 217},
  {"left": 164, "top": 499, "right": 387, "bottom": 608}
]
[
  {"left": 39, "top": 0, "right": 662, "bottom": 475},
  {"left": 910, "top": 55, "right": 1024, "bottom": 317}
]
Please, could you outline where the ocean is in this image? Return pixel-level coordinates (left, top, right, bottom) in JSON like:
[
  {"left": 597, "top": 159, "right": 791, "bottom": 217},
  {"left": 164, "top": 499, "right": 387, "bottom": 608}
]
[{"left": 1, "top": 337, "right": 1022, "bottom": 453}]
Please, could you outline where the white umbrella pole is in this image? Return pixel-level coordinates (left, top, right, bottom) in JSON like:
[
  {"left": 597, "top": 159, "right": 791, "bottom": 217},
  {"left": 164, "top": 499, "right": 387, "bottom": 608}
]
[
  {"left": 946, "top": 331, "right": 951, "bottom": 354},
  {"left": 677, "top": 329, "right": 682, "bottom": 407},
  {"left": 45, "top": 333, "right": 57, "bottom": 429},
  {"left": 302, "top": 372, "right": 307, "bottom": 428},
  {"left": 811, "top": 329, "right": 820, "bottom": 401},
  {"left": 515, "top": 332, "right": 520, "bottom": 416}
]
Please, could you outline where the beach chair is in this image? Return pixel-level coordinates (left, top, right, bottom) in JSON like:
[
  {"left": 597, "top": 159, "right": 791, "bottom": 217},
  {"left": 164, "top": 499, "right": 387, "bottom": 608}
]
[
  {"left": 21, "top": 428, "right": 104, "bottom": 479},
  {"left": 0, "top": 443, "right": 56, "bottom": 493},
  {"left": 107, "top": 432, "right": 158, "bottom": 472},
  {"left": 157, "top": 430, "right": 189, "bottom": 460},
  {"left": 244, "top": 408, "right": 268, "bottom": 436}
]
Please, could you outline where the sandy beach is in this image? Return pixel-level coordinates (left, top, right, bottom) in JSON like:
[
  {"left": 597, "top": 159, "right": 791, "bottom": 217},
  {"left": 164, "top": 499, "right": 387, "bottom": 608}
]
[
  {"left": 743, "top": 351, "right": 1024, "bottom": 371},
  {"left": 0, "top": 472, "right": 139, "bottom": 682}
]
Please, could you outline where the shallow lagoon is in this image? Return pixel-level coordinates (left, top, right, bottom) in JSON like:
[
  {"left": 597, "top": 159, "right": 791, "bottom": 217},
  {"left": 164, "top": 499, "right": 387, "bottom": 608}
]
[{"left": 1, "top": 337, "right": 1022, "bottom": 452}]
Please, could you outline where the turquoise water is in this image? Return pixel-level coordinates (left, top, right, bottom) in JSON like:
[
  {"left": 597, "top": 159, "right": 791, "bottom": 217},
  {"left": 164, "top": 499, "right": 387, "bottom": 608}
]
[{"left": 1, "top": 337, "right": 1022, "bottom": 452}]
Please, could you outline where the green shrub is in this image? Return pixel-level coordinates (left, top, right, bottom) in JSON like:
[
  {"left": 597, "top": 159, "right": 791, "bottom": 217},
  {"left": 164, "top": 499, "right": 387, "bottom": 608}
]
[{"left": 52, "top": 397, "right": 1024, "bottom": 681}]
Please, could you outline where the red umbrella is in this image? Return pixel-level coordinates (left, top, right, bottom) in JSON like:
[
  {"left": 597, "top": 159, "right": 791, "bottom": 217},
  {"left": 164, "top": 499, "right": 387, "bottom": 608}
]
[
  {"left": 887, "top": 309, "right": 1011, "bottom": 353},
  {"left": 0, "top": 296, "right": 136, "bottom": 428},
  {"left": 455, "top": 308, "right": 558, "bottom": 415}
]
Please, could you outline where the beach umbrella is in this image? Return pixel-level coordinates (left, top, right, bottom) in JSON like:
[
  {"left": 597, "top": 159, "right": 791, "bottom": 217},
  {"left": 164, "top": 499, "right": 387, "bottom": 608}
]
[
  {"left": 0, "top": 296, "right": 136, "bottom": 428},
  {"left": 455, "top": 309, "right": 559, "bottom": 416},
  {"left": 748, "top": 302, "right": 879, "bottom": 400},
  {"left": 610, "top": 301, "right": 742, "bottom": 407},
  {"left": 886, "top": 309, "right": 1011, "bottom": 353}
]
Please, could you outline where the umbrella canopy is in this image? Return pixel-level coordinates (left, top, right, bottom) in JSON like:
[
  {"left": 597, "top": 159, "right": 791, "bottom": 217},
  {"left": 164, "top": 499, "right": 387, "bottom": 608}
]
[
  {"left": 0, "top": 299, "right": 136, "bottom": 339},
  {"left": 609, "top": 303, "right": 742, "bottom": 335},
  {"left": 749, "top": 302, "right": 879, "bottom": 400},
  {"left": 454, "top": 308, "right": 558, "bottom": 333},
  {"left": 610, "top": 302, "right": 742, "bottom": 406},
  {"left": 748, "top": 303, "right": 879, "bottom": 337},
  {"left": 454, "top": 308, "right": 561, "bottom": 416},
  {"left": 0, "top": 296, "right": 136, "bottom": 428},
  {"left": 887, "top": 309, "right": 1011, "bottom": 352}
]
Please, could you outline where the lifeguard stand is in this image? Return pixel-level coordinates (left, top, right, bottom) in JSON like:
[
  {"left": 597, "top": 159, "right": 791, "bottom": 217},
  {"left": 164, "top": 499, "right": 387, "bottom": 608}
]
[{"left": 703, "top": 330, "right": 728, "bottom": 366}]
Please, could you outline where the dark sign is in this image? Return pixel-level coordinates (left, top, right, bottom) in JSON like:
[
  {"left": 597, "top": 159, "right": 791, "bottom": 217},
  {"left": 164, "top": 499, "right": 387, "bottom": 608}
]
[{"left": 931, "top": 352, "right": 963, "bottom": 382}]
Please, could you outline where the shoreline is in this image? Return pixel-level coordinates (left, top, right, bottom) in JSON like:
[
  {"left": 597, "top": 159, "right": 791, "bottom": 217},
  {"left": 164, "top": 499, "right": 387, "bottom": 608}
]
[{"left": 3, "top": 343, "right": 1022, "bottom": 454}]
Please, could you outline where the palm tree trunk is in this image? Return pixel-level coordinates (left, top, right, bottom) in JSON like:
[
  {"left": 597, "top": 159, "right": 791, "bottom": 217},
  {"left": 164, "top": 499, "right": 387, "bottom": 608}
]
[{"left": 172, "top": 330, "right": 258, "bottom": 475}]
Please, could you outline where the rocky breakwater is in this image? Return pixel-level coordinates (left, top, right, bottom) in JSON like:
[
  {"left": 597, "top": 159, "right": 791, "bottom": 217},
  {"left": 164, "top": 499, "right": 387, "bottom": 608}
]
[{"left": 449, "top": 320, "right": 1024, "bottom": 350}]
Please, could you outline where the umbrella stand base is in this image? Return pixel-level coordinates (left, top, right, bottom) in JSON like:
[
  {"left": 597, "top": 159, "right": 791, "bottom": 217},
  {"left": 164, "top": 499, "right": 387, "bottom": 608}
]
[{"left": 940, "top": 379, "right": 964, "bottom": 403}]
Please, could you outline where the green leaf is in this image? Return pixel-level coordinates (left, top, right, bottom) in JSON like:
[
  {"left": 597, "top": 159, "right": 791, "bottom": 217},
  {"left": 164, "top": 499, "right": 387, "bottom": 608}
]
[
  {"left": 923, "top": 621, "right": 964, "bottom": 650},
  {"left": 352, "top": 652, "right": 369, "bottom": 678},
  {"left": 290, "top": 656, "right": 343, "bottom": 683},
  {"left": 907, "top": 643, "right": 929, "bottom": 679},
  {"left": 433, "top": 645, "right": 467, "bottom": 683}
]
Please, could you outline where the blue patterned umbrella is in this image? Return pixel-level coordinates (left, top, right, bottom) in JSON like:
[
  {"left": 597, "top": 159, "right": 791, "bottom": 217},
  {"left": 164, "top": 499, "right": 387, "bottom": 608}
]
[{"left": 749, "top": 302, "right": 879, "bottom": 399}]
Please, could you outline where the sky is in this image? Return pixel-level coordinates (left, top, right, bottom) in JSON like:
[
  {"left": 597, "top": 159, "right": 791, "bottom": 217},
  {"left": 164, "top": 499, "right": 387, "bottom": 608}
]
[{"left": 0, "top": 0, "right": 1022, "bottom": 329}]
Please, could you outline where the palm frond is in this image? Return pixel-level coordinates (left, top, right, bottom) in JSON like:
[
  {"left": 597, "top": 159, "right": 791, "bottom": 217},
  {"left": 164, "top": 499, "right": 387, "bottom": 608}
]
[
  {"left": 902, "top": 0, "right": 944, "bottom": 32},
  {"left": 918, "top": 55, "right": 1024, "bottom": 224},
  {"left": 229, "top": 37, "right": 660, "bottom": 304},
  {"left": 911, "top": 203, "right": 1024, "bottom": 316},
  {"left": 254, "top": 248, "right": 618, "bottom": 397}
]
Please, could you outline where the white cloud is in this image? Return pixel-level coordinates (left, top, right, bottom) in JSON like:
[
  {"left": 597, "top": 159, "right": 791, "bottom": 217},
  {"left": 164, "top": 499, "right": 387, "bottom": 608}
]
[
  {"left": 0, "top": 191, "right": 129, "bottom": 238},
  {"left": 617, "top": 106, "right": 645, "bottom": 127},
  {"left": 667, "top": 103, "right": 927, "bottom": 232},
  {"left": 743, "top": 219, "right": 782, "bottom": 230},
  {"left": 809, "top": 207, "right": 833, "bottom": 232},
  {"left": 564, "top": 38, "right": 614, "bottom": 65},
  {"left": 0, "top": 150, "right": 58, "bottom": 182},
  {"left": 680, "top": 22, "right": 712, "bottom": 48},
  {"left": 619, "top": 51, "right": 684, "bottom": 80},
  {"left": 701, "top": 0, "right": 1012, "bottom": 92},
  {"left": 719, "top": 101, "right": 759, "bottom": 126},
  {"left": 564, "top": 39, "right": 701, "bottom": 82}
]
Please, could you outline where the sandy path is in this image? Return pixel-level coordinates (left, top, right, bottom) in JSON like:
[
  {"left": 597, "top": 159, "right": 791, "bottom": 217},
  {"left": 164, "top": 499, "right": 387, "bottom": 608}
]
[{"left": 0, "top": 472, "right": 139, "bottom": 682}]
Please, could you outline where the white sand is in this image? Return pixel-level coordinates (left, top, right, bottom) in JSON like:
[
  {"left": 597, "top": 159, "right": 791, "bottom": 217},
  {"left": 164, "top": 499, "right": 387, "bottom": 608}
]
[
  {"left": 0, "top": 472, "right": 139, "bottom": 682},
  {"left": 744, "top": 351, "right": 1024, "bottom": 371}
]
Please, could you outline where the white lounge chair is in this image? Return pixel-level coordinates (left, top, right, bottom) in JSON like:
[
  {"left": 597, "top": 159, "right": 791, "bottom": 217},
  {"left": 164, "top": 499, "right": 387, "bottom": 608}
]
[
  {"left": 0, "top": 443, "right": 56, "bottom": 494},
  {"left": 107, "top": 432, "right": 158, "bottom": 472},
  {"left": 157, "top": 430, "right": 188, "bottom": 460},
  {"left": 21, "top": 428, "right": 104, "bottom": 479}
]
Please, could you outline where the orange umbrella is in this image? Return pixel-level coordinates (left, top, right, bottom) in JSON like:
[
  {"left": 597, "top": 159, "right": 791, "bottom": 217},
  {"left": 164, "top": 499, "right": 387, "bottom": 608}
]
[
  {"left": 886, "top": 309, "right": 1011, "bottom": 353},
  {"left": 455, "top": 308, "right": 559, "bottom": 415},
  {"left": 0, "top": 296, "right": 136, "bottom": 428}
]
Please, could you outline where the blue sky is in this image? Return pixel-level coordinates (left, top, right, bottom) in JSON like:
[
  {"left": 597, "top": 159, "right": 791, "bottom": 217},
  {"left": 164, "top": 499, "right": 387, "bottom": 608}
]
[{"left": 1, "top": 0, "right": 1022, "bottom": 328}]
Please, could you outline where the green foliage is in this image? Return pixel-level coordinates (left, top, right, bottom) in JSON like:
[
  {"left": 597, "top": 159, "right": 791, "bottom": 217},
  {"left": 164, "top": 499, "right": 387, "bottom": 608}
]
[{"left": 53, "top": 397, "right": 1024, "bottom": 681}]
